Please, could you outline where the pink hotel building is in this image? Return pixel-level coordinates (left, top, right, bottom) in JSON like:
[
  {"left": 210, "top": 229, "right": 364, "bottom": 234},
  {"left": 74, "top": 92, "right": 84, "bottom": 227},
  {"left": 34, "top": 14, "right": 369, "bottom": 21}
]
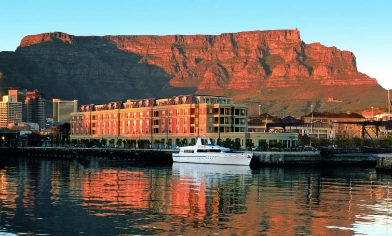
[{"left": 70, "top": 94, "right": 248, "bottom": 147}]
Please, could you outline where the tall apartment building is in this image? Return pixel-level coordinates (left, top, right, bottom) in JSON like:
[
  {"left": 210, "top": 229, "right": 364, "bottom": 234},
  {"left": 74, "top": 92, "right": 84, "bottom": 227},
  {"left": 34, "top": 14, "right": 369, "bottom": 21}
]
[
  {"left": 52, "top": 99, "right": 78, "bottom": 123},
  {"left": 0, "top": 96, "right": 22, "bottom": 128},
  {"left": 70, "top": 94, "right": 248, "bottom": 146},
  {"left": 8, "top": 89, "right": 27, "bottom": 121},
  {"left": 25, "top": 90, "right": 46, "bottom": 130}
]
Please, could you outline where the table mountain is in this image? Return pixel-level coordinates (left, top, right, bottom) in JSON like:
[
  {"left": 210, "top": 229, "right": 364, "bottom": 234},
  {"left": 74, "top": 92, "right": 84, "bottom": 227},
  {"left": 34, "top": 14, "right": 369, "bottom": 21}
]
[{"left": 0, "top": 29, "right": 387, "bottom": 116}]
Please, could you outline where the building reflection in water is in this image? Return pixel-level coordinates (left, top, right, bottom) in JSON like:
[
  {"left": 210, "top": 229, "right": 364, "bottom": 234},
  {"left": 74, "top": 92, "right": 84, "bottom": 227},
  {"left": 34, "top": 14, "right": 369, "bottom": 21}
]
[{"left": 0, "top": 158, "right": 392, "bottom": 235}]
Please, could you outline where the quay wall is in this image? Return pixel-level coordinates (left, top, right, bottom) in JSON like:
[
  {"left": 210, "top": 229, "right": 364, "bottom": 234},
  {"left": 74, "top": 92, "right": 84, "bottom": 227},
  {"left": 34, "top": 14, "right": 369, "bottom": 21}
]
[
  {"left": 0, "top": 147, "right": 175, "bottom": 164},
  {"left": 252, "top": 151, "right": 378, "bottom": 166},
  {"left": 376, "top": 154, "right": 392, "bottom": 172},
  {"left": 0, "top": 147, "right": 384, "bottom": 167}
]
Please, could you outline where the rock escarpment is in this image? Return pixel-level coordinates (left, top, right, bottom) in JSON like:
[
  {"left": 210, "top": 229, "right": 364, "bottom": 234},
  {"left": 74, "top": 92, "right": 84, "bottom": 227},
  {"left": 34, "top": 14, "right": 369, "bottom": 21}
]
[{"left": 0, "top": 30, "right": 385, "bottom": 116}]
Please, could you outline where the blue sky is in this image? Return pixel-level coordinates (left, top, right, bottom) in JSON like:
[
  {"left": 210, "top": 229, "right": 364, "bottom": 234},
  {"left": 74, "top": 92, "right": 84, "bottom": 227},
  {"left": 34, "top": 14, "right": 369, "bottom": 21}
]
[{"left": 1, "top": 0, "right": 391, "bottom": 89}]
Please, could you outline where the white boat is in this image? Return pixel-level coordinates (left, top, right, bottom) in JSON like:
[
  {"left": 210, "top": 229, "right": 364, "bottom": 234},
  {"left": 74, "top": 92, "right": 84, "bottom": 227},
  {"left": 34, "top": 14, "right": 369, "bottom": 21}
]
[{"left": 172, "top": 136, "right": 253, "bottom": 165}]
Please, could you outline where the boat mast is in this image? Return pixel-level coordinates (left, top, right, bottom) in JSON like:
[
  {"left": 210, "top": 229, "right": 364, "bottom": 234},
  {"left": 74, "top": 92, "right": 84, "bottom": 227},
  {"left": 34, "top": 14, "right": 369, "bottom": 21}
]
[{"left": 389, "top": 88, "right": 391, "bottom": 120}]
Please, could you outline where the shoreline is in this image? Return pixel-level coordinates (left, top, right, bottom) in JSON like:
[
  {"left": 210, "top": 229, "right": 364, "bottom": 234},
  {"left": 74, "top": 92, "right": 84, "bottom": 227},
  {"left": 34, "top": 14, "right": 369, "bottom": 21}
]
[{"left": 2, "top": 147, "right": 392, "bottom": 171}]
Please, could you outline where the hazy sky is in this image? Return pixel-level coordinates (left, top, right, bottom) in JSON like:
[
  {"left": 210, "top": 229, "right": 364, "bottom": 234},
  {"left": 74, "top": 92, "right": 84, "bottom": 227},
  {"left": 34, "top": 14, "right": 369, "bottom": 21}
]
[{"left": 1, "top": 0, "right": 391, "bottom": 89}]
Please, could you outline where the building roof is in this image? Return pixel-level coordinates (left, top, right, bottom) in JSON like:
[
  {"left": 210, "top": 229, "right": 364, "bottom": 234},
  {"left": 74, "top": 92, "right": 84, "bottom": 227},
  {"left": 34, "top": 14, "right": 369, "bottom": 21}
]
[{"left": 301, "top": 112, "right": 364, "bottom": 119}]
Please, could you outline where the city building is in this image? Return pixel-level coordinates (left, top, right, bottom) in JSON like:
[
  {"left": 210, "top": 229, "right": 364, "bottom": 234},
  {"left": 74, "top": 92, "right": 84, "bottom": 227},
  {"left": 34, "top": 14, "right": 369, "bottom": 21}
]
[
  {"left": 0, "top": 95, "right": 22, "bottom": 128},
  {"left": 70, "top": 94, "right": 250, "bottom": 147},
  {"left": 52, "top": 98, "right": 78, "bottom": 123},
  {"left": 301, "top": 111, "right": 367, "bottom": 139},
  {"left": 25, "top": 90, "right": 46, "bottom": 130},
  {"left": 8, "top": 89, "right": 27, "bottom": 121},
  {"left": 70, "top": 94, "right": 299, "bottom": 149}
]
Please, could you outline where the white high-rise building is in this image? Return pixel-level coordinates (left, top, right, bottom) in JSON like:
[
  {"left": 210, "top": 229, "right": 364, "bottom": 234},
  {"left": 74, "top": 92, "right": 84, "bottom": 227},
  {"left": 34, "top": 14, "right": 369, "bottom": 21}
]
[{"left": 0, "top": 96, "right": 23, "bottom": 128}]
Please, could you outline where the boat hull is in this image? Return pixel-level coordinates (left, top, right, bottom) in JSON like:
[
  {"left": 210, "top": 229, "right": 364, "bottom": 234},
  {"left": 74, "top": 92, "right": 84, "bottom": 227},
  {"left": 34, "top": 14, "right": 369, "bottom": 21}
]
[{"left": 172, "top": 152, "right": 252, "bottom": 165}]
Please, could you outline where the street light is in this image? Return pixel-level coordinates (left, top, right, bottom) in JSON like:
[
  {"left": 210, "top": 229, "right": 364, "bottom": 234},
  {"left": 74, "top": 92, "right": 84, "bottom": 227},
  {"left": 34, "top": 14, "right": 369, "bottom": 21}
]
[
  {"left": 138, "top": 129, "right": 142, "bottom": 148},
  {"left": 311, "top": 104, "right": 314, "bottom": 134},
  {"left": 258, "top": 104, "right": 261, "bottom": 117},
  {"left": 371, "top": 106, "right": 374, "bottom": 120},
  {"left": 264, "top": 114, "right": 268, "bottom": 133}
]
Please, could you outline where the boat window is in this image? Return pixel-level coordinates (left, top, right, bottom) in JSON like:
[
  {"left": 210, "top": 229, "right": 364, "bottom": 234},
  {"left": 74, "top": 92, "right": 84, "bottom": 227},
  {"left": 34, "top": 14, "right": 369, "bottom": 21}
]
[
  {"left": 208, "top": 149, "right": 221, "bottom": 153},
  {"left": 197, "top": 149, "right": 221, "bottom": 153},
  {"left": 184, "top": 150, "right": 194, "bottom": 153}
]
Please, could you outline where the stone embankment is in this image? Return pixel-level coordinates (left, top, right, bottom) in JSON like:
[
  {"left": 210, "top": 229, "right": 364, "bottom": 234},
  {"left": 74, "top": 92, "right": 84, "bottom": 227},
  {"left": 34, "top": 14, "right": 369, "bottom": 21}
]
[
  {"left": 251, "top": 151, "right": 379, "bottom": 166},
  {"left": 1, "top": 147, "right": 391, "bottom": 169},
  {"left": 0, "top": 147, "right": 175, "bottom": 165},
  {"left": 376, "top": 154, "right": 392, "bottom": 172}
]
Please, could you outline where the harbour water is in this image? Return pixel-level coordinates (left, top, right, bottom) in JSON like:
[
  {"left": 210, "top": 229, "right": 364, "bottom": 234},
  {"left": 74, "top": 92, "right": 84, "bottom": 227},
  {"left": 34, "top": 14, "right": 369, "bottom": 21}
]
[{"left": 0, "top": 155, "right": 391, "bottom": 235}]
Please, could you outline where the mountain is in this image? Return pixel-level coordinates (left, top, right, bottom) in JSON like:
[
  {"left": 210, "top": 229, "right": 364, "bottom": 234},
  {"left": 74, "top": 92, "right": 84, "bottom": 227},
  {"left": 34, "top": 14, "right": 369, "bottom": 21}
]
[{"left": 0, "top": 30, "right": 387, "bottom": 117}]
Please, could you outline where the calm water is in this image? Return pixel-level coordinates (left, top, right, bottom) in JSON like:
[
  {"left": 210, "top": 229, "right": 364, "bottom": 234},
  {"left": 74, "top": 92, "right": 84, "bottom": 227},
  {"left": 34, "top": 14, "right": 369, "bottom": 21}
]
[{"left": 0, "top": 156, "right": 391, "bottom": 236}]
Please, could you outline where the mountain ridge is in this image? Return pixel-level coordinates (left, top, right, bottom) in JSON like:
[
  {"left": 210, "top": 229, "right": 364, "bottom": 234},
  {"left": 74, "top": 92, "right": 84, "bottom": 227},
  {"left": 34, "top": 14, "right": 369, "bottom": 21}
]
[{"left": 0, "top": 29, "right": 386, "bottom": 117}]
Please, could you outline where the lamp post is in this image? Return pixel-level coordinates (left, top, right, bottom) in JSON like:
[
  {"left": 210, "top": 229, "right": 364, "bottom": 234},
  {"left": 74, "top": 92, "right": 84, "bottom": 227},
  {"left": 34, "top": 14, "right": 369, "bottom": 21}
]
[
  {"left": 1, "top": 136, "right": 4, "bottom": 147},
  {"left": 138, "top": 129, "right": 141, "bottom": 148},
  {"left": 311, "top": 104, "right": 314, "bottom": 134},
  {"left": 264, "top": 114, "right": 268, "bottom": 133},
  {"left": 371, "top": 106, "right": 374, "bottom": 120},
  {"left": 258, "top": 104, "right": 261, "bottom": 117},
  {"left": 166, "top": 129, "right": 169, "bottom": 149}
]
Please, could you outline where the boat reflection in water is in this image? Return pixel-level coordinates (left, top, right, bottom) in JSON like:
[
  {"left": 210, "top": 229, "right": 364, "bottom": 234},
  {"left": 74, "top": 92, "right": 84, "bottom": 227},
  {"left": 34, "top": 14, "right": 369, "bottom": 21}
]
[
  {"left": 170, "top": 162, "right": 252, "bottom": 224},
  {"left": 172, "top": 162, "right": 252, "bottom": 181}
]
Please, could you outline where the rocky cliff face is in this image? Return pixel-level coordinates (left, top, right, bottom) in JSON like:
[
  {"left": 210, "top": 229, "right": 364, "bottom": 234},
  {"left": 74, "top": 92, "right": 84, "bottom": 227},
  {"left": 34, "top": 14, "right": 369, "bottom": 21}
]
[{"left": 0, "top": 30, "right": 386, "bottom": 116}]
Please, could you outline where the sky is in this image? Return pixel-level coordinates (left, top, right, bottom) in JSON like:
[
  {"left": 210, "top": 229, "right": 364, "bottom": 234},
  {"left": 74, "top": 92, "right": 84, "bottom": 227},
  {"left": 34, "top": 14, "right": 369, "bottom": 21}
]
[{"left": 1, "top": 0, "right": 391, "bottom": 89}]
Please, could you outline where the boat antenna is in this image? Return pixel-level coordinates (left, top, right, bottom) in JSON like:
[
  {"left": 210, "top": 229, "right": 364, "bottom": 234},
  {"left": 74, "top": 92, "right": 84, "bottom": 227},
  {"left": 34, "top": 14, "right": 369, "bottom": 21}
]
[{"left": 389, "top": 88, "right": 391, "bottom": 120}]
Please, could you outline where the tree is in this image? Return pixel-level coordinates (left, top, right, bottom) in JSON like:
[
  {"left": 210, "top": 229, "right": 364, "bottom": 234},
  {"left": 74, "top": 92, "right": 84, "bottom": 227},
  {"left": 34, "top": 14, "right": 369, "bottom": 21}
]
[
  {"left": 275, "top": 141, "right": 284, "bottom": 150},
  {"left": 222, "top": 138, "right": 233, "bottom": 149},
  {"left": 100, "top": 138, "right": 107, "bottom": 147},
  {"left": 167, "top": 139, "right": 173, "bottom": 148},
  {"left": 298, "top": 134, "right": 311, "bottom": 146},
  {"left": 245, "top": 139, "right": 254, "bottom": 151},
  {"left": 335, "top": 137, "right": 356, "bottom": 147},
  {"left": 317, "top": 138, "right": 331, "bottom": 147},
  {"left": 109, "top": 139, "right": 115, "bottom": 147},
  {"left": 116, "top": 139, "right": 122, "bottom": 148},
  {"left": 180, "top": 138, "right": 187, "bottom": 147},
  {"left": 138, "top": 139, "right": 145, "bottom": 149},
  {"left": 233, "top": 139, "right": 241, "bottom": 150},
  {"left": 217, "top": 138, "right": 223, "bottom": 146},
  {"left": 259, "top": 140, "right": 268, "bottom": 150},
  {"left": 362, "top": 139, "right": 377, "bottom": 147}
]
